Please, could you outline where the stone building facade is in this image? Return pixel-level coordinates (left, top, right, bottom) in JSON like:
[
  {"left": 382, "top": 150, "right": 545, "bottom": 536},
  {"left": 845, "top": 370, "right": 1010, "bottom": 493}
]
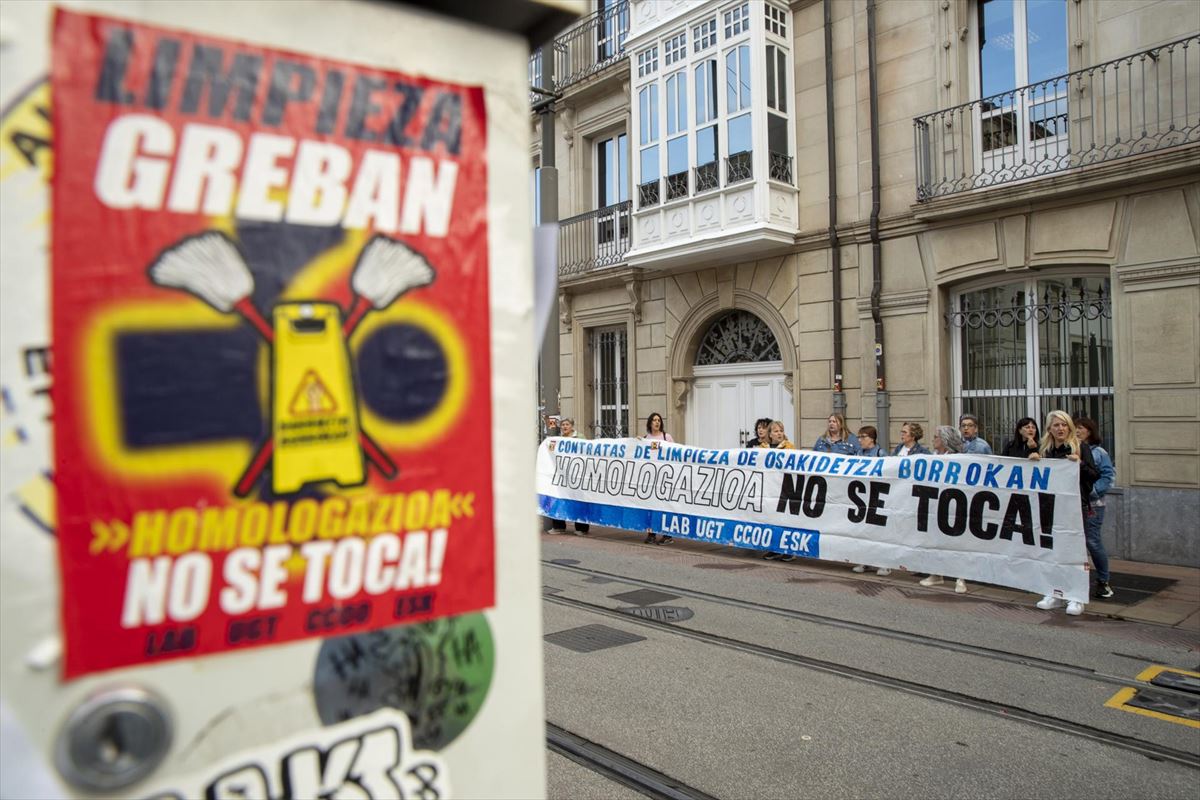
[{"left": 531, "top": 0, "right": 1200, "bottom": 566}]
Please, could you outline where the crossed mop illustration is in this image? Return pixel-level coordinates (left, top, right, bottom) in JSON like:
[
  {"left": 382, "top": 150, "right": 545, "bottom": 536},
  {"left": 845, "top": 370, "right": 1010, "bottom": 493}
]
[{"left": 148, "top": 231, "right": 436, "bottom": 496}]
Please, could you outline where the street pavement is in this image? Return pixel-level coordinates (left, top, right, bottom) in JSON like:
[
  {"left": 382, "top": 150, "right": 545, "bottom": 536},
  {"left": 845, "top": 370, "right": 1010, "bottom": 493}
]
[{"left": 542, "top": 525, "right": 1200, "bottom": 799}]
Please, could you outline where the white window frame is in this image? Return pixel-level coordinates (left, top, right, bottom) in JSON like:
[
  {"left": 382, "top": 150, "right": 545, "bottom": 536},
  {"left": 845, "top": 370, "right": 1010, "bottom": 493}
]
[
  {"left": 968, "top": 0, "right": 1070, "bottom": 177},
  {"left": 724, "top": 2, "right": 750, "bottom": 39},
  {"left": 693, "top": 18, "right": 717, "bottom": 52},
  {"left": 664, "top": 30, "right": 687, "bottom": 67},
  {"left": 637, "top": 45, "right": 659, "bottom": 78}
]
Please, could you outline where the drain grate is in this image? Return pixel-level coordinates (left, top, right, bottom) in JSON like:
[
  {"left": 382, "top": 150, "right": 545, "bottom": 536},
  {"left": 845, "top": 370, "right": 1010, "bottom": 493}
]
[
  {"left": 544, "top": 624, "right": 646, "bottom": 653},
  {"left": 550, "top": 558, "right": 581, "bottom": 566},
  {"left": 1124, "top": 689, "right": 1200, "bottom": 722},
  {"left": 695, "top": 562, "right": 763, "bottom": 570},
  {"left": 607, "top": 588, "right": 680, "bottom": 606},
  {"left": 584, "top": 576, "right": 616, "bottom": 584},
  {"left": 620, "top": 606, "right": 694, "bottom": 623},
  {"left": 1107, "top": 571, "right": 1177, "bottom": 603},
  {"left": 1151, "top": 671, "right": 1200, "bottom": 695},
  {"left": 543, "top": 585, "right": 562, "bottom": 595}
]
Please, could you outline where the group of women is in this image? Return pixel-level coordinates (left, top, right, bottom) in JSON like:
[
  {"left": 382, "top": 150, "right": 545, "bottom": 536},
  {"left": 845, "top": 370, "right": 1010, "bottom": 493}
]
[
  {"left": 556, "top": 404, "right": 1114, "bottom": 616},
  {"left": 636, "top": 409, "right": 1117, "bottom": 616}
]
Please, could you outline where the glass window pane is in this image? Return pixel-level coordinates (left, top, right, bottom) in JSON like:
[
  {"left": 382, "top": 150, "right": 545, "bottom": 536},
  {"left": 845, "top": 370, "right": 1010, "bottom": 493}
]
[
  {"left": 777, "top": 49, "right": 787, "bottom": 113},
  {"left": 697, "top": 125, "right": 718, "bottom": 165},
  {"left": 640, "top": 144, "right": 660, "bottom": 180},
  {"left": 668, "top": 135, "right": 688, "bottom": 175},
  {"left": 728, "top": 112, "right": 751, "bottom": 154},
  {"left": 650, "top": 84, "right": 659, "bottom": 141},
  {"left": 618, "top": 134, "right": 629, "bottom": 202},
  {"left": 766, "top": 46, "right": 776, "bottom": 109},
  {"left": 639, "top": 87, "right": 650, "bottom": 144},
  {"left": 598, "top": 139, "right": 611, "bottom": 206},
  {"left": 739, "top": 45, "right": 752, "bottom": 107},
  {"left": 726, "top": 50, "right": 738, "bottom": 111},
  {"left": 768, "top": 113, "right": 788, "bottom": 156},
  {"left": 959, "top": 283, "right": 1027, "bottom": 392},
  {"left": 681, "top": 74, "right": 691, "bottom": 133},
  {"left": 978, "top": 0, "right": 1016, "bottom": 98},
  {"left": 666, "top": 76, "right": 678, "bottom": 135},
  {"left": 1026, "top": 0, "right": 1067, "bottom": 84}
]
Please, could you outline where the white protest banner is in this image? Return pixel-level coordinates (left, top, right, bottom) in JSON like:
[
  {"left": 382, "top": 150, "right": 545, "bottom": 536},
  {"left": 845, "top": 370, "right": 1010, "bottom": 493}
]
[{"left": 537, "top": 438, "right": 1090, "bottom": 603}]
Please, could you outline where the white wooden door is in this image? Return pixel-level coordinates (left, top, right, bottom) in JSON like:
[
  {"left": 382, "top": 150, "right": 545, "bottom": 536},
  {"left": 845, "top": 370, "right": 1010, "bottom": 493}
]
[{"left": 687, "top": 362, "right": 792, "bottom": 449}]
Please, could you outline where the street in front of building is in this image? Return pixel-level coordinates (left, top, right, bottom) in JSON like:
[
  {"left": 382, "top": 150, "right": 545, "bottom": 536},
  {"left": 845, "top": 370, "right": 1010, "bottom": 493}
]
[{"left": 542, "top": 526, "right": 1200, "bottom": 799}]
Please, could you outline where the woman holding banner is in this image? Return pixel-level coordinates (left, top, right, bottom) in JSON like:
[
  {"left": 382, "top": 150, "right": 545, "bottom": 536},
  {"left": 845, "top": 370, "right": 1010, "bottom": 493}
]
[
  {"left": 1035, "top": 411, "right": 1102, "bottom": 615},
  {"left": 1003, "top": 417, "right": 1042, "bottom": 460},
  {"left": 920, "top": 426, "right": 968, "bottom": 594},
  {"left": 813, "top": 414, "right": 859, "bottom": 455},
  {"left": 746, "top": 418, "right": 772, "bottom": 448},
  {"left": 852, "top": 426, "right": 890, "bottom": 576},
  {"left": 643, "top": 412, "right": 674, "bottom": 544},
  {"left": 763, "top": 421, "right": 797, "bottom": 562}
]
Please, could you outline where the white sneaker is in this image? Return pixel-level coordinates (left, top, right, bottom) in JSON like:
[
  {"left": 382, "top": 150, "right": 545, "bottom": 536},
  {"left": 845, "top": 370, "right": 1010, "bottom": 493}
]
[
  {"left": 919, "top": 575, "right": 943, "bottom": 587},
  {"left": 852, "top": 564, "right": 867, "bottom": 573},
  {"left": 1036, "top": 595, "right": 1064, "bottom": 610},
  {"left": 955, "top": 578, "right": 967, "bottom": 594},
  {"left": 876, "top": 568, "right": 892, "bottom": 577},
  {"left": 1066, "top": 601, "right": 1084, "bottom": 616}
]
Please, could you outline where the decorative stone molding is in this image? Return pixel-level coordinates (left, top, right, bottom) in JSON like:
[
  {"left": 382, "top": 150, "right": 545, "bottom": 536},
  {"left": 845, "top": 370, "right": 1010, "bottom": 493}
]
[
  {"left": 1115, "top": 259, "right": 1200, "bottom": 288},
  {"left": 784, "top": 374, "right": 794, "bottom": 396},
  {"left": 672, "top": 379, "right": 690, "bottom": 411},
  {"left": 626, "top": 279, "right": 642, "bottom": 322},
  {"left": 559, "top": 291, "right": 573, "bottom": 332},
  {"left": 855, "top": 289, "right": 932, "bottom": 316}
]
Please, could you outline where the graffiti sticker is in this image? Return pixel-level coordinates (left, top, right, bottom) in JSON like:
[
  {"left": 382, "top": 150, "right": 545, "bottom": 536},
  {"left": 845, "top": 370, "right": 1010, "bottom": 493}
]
[{"left": 51, "top": 9, "right": 494, "bottom": 677}]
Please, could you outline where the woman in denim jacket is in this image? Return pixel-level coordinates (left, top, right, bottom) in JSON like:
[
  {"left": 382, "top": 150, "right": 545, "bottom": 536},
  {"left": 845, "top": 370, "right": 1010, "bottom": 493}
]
[
  {"left": 813, "top": 414, "right": 859, "bottom": 455},
  {"left": 1074, "top": 417, "right": 1115, "bottom": 601},
  {"left": 891, "top": 422, "right": 931, "bottom": 456}
]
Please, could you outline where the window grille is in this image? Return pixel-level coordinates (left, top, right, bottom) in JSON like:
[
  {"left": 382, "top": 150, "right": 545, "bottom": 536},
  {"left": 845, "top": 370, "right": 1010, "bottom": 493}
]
[
  {"left": 592, "top": 327, "right": 630, "bottom": 438},
  {"left": 696, "top": 311, "right": 781, "bottom": 365},
  {"left": 947, "top": 277, "right": 1115, "bottom": 454}
]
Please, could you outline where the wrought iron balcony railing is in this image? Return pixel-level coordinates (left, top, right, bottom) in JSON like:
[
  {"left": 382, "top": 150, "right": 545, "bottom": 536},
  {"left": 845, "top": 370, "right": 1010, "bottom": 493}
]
[
  {"left": 726, "top": 151, "right": 753, "bottom": 185},
  {"left": 666, "top": 171, "right": 689, "bottom": 201},
  {"left": 558, "top": 201, "right": 632, "bottom": 277},
  {"left": 915, "top": 34, "right": 1199, "bottom": 201},
  {"left": 529, "top": 1, "right": 629, "bottom": 96},
  {"left": 638, "top": 179, "right": 661, "bottom": 208},
  {"left": 694, "top": 161, "right": 719, "bottom": 193},
  {"left": 769, "top": 152, "right": 793, "bottom": 184}
]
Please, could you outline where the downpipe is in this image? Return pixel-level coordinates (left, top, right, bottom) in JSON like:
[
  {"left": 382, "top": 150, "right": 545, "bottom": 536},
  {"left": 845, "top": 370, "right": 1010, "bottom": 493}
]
[
  {"left": 824, "top": 0, "right": 846, "bottom": 417},
  {"left": 866, "top": 0, "right": 889, "bottom": 447}
]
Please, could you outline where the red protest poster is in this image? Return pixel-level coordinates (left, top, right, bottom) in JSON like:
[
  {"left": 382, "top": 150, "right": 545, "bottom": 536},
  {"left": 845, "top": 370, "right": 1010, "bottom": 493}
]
[{"left": 50, "top": 9, "right": 493, "bottom": 678}]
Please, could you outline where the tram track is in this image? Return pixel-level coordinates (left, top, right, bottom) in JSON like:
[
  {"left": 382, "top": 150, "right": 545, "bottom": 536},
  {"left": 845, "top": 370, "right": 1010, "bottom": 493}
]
[
  {"left": 547, "top": 722, "right": 720, "bottom": 800},
  {"left": 543, "top": 589, "right": 1200, "bottom": 771},
  {"left": 542, "top": 558, "right": 1200, "bottom": 702}
]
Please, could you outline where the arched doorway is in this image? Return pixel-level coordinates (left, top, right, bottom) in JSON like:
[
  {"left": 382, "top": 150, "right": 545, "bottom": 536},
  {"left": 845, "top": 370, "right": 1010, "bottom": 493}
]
[{"left": 685, "top": 310, "right": 793, "bottom": 449}]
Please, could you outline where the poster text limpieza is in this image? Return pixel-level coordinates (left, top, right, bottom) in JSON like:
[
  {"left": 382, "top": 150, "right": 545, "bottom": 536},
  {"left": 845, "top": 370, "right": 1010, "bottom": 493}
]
[{"left": 92, "top": 25, "right": 462, "bottom": 232}]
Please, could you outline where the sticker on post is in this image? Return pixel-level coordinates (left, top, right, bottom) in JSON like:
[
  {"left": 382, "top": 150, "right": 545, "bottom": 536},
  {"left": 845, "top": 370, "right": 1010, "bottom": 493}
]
[{"left": 144, "top": 709, "right": 447, "bottom": 800}]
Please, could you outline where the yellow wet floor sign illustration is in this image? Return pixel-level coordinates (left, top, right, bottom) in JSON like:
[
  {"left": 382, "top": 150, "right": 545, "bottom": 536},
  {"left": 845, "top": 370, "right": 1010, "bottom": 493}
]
[{"left": 273, "top": 303, "right": 364, "bottom": 493}]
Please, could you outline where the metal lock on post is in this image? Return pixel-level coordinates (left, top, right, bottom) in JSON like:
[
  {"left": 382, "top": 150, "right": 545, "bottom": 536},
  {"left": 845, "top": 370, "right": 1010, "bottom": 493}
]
[{"left": 54, "top": 687, "right": 173, "bottom": 793}]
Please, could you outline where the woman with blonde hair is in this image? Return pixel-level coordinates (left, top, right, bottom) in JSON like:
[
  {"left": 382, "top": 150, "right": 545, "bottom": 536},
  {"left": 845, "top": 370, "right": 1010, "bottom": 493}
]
[
  {"left": 763, "top": 420, "right": 797, "bottom": 562},
  {"left": 813, "top": 413, "right": 858, "bottom": 455},
  {"left": 1035, "top": 410, "right": 1101, "bottom": 615}
]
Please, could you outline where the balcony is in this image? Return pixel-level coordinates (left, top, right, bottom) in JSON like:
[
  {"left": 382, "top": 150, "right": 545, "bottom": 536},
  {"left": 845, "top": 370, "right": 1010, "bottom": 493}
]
[
  {"left": 530, "top": 1, "right": 629, "bottom": 97},
  {"left": 914, "top": 34, "right": 1200, "bottom": 202},
  {"left": 558, "top": 202, "right": 632, "bottom": 279}
]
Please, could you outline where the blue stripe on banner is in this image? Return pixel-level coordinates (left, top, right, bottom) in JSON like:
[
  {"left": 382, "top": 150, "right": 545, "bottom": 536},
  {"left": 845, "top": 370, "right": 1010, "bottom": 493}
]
[{"left": 539, "top": 495, "right": 821, "bottom": 559}]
